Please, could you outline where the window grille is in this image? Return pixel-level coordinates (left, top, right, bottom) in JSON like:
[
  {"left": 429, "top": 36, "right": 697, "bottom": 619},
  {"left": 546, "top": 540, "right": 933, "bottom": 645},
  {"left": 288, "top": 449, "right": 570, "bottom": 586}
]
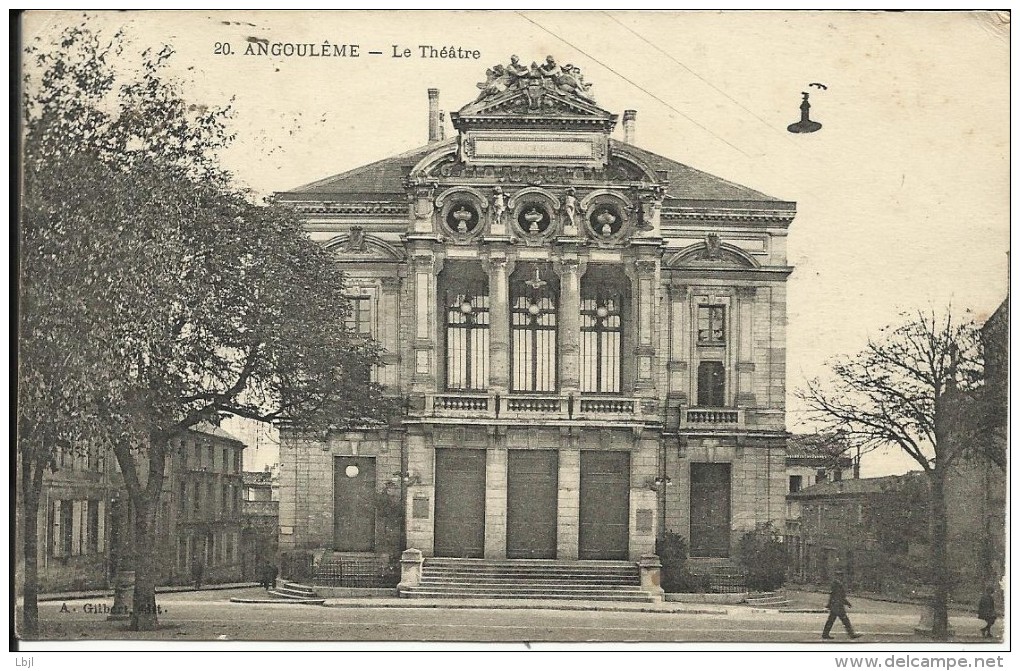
[
  {"left": 511, "top": 267, "right": 558, "bottom": 392},
  {"left": 580, "top": 293, "right": 622, "bottom": 393},
  {"left": 445, "top": 291, "right": 490, "bottom": 390}
]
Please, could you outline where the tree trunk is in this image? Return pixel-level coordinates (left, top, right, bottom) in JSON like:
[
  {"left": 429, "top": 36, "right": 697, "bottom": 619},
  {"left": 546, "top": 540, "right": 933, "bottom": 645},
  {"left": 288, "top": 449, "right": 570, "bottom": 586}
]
[
  {"left": 929, "top": 468, "right": 950, "bottom": 640},
  {"left": 20, "top": 451, "right": 45, "bottom": 639},
  {"left": 130, "top": 497, "right": 161, "bottom": 631}
]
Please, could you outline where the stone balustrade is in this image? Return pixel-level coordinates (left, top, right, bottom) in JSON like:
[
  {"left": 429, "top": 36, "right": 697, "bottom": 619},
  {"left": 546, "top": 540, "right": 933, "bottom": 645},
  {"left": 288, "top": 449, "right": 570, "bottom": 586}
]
[
  {"left": 680, "top": 407, "right": 745, "bottom": 428},
  {"left": 422, "top": 392, "right": 653, "bottom": 421}
]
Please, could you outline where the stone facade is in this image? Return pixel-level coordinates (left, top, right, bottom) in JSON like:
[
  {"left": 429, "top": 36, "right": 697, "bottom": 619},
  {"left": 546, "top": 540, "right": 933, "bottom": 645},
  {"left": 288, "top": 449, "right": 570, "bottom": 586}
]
[
  {"left": 276, "top": 57, "right": 794, "bottom": 565},
  {"left": 154, "top": 422, "right": 246, "bottom": 585},
  {"left": 31, "top": 445, "right": 119, "bottom": 592}
]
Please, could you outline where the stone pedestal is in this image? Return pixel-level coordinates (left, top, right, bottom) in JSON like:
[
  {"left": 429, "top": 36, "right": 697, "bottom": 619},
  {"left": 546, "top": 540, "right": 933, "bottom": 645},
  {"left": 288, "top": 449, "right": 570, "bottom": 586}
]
[
  {"left": 638, "top": 554, "right": 665, "bottom": 602},
  {"left": 398, "top": 548, "right": 424, "bottom": 591}
]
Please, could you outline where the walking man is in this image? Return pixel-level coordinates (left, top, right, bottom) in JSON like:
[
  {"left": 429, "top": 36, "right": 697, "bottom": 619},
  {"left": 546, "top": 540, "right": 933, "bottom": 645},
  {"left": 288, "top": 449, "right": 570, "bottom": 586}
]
[
  {"left": 978, "top": 587, "right": 997, "bottom": 638},
  {"left": 822, "top": 579, "right": 863, "bottom": 640}
]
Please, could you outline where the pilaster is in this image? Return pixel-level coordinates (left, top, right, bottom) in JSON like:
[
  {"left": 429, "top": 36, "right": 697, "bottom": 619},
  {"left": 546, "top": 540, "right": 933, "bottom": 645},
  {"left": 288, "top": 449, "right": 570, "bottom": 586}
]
[{"left": 553, "top": 256, "right": 584, "bottom": 393}]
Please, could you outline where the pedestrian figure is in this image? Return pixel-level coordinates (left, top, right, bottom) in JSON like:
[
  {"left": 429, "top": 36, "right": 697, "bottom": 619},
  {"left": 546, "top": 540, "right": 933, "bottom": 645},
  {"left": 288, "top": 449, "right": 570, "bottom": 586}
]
[
  {"left": 191, "top": 558, "right": 204, "bottom": 590},
  {"left": 822, "top": 580, "right": 863, "bottom": 640},
  {"left": 978, "top": 587, "right": 997, "bottom": 638},
  {"left": 269, "top": 562, "right": 278, "bottom": 591}
]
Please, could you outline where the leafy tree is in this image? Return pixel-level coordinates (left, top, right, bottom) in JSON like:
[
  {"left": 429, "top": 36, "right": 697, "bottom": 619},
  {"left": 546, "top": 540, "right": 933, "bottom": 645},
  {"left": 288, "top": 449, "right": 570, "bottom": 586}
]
[
  {"left": 20, "top": 23, "right": 394, "bottom": 632},
  {"left": 799, "top": 310, "right": 985, "bottom": 640}
]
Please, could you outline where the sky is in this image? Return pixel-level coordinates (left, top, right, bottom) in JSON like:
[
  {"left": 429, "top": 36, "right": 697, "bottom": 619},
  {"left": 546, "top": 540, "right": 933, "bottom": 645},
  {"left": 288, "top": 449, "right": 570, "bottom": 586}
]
[{"left": 22, "top": 10, "right": 1010, "bottom": 477}]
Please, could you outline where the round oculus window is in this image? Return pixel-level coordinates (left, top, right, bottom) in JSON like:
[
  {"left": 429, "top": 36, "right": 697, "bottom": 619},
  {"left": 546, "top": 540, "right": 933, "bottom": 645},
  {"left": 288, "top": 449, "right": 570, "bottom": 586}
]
[
  {"left": 445, "top": 202, "right": 480, "bottom": 234},
  {"left": 517, "top": 204, "right": 552, "bottom": 235},
  {"left": 589, "top": 204, "right": 624, "bottom": 237},
  {"left": 345, "top": 465, "right": 360, "bottom": 478}
]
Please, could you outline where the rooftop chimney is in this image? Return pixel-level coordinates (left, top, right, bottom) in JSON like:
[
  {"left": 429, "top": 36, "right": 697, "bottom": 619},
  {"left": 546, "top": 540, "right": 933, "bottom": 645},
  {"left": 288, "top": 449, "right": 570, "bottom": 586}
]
[
  {"left": 438, "top": 111, "right": 446, "bottom": 141},
  {"left": 428, "top": 88, "right": 440, "bottom": 143},
  {"left": 623, "top": 109, "right": 637, "bottom": 145}
]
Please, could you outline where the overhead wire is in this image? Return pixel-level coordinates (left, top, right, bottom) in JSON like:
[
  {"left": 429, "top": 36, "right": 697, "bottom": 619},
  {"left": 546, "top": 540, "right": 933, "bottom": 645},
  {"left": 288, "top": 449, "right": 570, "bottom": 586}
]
[
  {"left": 514, "top": 11, "right": 754, "bottom": 159},
  {"left": 602, "top": 11, "right": 808, "bottom": 154}
]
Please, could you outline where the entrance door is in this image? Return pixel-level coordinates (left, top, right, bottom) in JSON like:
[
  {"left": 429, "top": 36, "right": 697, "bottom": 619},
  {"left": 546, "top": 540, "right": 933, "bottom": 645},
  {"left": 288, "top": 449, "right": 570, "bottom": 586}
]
[
  {"left": 690, "top": 462, "right": 731, "bottom": 557},
  {"left": 579, "top": 451, "right": 630, "bottom": 560},
  {"left": 333, "top": 456, "right": 376, "bottom": 552},
  {"left": 434, "top": 449, "right": 486, "bottom": 558},
  {"left": 506, "top": 450, "right": 558, "bottom": 559}
]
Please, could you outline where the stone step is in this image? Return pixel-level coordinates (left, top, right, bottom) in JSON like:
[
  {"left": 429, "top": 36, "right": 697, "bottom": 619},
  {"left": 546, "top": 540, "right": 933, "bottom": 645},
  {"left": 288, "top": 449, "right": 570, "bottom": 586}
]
[
  {"left": 426, "top": 559, "right": 635, "bottom": 569},
  {"left": 269, "top": 582, "right": 318, "bottom": 599},
  {"left": 419, "top": 580, "right": 643, "bottom": 591},
  {"left": 420, "top": 575, "right": 639, "bottom": 585},
  {"left": 423, "top": 567, "right": 638, "bottom": 577},
  {"left": 400, "top": 588, "right": 655, "bottom": 602}
]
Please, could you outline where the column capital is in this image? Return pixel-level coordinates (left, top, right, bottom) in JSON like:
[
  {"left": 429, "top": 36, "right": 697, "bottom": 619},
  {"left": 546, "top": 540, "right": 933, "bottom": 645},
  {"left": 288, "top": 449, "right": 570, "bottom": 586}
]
[
  {"left": 736, "top": 285, "right": 758, "bottom": 299},
  {"left": 552, "top": 256, "right": 585, "bottom": 278}
]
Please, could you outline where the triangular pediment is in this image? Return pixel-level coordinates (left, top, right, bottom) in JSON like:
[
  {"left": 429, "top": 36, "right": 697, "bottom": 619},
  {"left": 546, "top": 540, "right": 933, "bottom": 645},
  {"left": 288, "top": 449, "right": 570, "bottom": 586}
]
[
  {"left": 458, "top": 86, "right": 614, "bottom": 120},
  {"left": 452, "top": 58, "right": 617, "bottom": 132}
]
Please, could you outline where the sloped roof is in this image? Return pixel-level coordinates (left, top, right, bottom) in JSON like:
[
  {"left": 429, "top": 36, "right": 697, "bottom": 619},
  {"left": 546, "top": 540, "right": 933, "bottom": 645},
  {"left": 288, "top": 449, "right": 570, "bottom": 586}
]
[
  {"left": 610, "top": 140, "right": 787, "bottom": 205},
  {"left": 188, "top": 420, "right": 244, "bottom": 445},
  {"left": 277, "top": 141, "right": 454, "bottom": 201},
  {"left": 275, "top": 137, "right": 790, "bottom": 209},
  {"left": 787, "top": 472, "right": 925, "bottom": 500}
]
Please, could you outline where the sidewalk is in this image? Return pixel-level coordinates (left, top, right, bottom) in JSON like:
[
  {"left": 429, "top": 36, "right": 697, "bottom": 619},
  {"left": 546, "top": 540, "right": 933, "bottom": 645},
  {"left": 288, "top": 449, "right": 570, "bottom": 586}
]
[
  {"left": 319, "top": 596, "right": 729, "bottom": 615},
  {"left": 36, "top": 581, "right": 261, "bottom": 603}
]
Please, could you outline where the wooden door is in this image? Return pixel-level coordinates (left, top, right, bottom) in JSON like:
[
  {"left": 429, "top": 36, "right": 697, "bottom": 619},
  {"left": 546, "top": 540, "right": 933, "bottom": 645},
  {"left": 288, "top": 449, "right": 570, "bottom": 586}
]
[
  {"left": 434, "top": 449, "right": 486, "bottom": 558},
  {"left": 333, "top": 456, "right": 376, "bottom": 552},
  {"left": 506, "top": 450, "right": 558, "bottom": 559},
  {"left": 690, "top": 462, "right": 731, "bottom": 557},
  {"left": 579, "top": 451, "right": 630, "bottom": 560}
]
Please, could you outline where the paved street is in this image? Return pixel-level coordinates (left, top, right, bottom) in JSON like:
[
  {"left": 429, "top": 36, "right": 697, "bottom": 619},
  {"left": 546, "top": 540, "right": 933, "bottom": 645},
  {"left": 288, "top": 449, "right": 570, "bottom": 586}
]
[{"left": 24, "top": 588, "right": 1004, "bottom": 645}]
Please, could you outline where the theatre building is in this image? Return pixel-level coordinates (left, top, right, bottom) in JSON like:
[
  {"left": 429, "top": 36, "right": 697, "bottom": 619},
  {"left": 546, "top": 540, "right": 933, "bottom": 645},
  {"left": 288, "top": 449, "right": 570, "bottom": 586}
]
[{"left": 275, "top": 58, "right": 794, "bottom": 582}]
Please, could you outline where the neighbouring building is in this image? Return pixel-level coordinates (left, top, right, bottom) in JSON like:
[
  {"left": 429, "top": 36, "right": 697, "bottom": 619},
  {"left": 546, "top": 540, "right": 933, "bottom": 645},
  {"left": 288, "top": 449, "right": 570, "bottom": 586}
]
[
  {"left": 785, "top": 473, "right": 930, "bottom": 591},
  {"left": 944, "top": 297, "right": 1007, "bottom": 600},
  {"left": 153, "top": 421, "right": 247, "bottom": 585},
  {"left": 784, "top": 432, "right": 856, "bottom": 577},
  {"left": 275, "top": 56, "right": 794, "bottom": 571},
  {"left": 32, "top": 444, "right": 120, "bottom": 592},
  {"left": 241, "top": 468, "right": 280, "bottom": 581}
]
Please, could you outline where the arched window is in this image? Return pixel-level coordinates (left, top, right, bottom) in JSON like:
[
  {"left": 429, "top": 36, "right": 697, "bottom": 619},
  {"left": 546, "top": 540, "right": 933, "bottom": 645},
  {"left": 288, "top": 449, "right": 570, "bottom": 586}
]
[
  {"left": 581, "top": 265, "right": 627, "bottom": 393},
  {"left": 443, "top": 263, "right": 489, "bottom": 391},
  {"left": 511, "top": 263, "right": 558, "bottom": 392}
]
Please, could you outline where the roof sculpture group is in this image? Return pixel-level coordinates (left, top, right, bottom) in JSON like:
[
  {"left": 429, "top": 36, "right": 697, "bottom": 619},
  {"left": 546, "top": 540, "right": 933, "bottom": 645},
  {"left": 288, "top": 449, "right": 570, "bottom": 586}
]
[{"left": 475, "top": 55, "right": 595, "bottom": 105}]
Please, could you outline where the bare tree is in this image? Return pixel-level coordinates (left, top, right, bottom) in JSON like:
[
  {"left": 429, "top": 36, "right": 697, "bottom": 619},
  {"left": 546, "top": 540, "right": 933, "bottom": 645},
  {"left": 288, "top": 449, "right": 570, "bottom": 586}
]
[{"left": 799, "top": 309, "right": 987, "bottom": 640}]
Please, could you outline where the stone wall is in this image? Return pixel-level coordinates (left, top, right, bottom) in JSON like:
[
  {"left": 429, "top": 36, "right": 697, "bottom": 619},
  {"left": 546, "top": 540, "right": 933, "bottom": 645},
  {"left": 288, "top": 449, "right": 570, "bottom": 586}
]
[{"left": 278, "top": 429, "right": 402, "bottom": 553}]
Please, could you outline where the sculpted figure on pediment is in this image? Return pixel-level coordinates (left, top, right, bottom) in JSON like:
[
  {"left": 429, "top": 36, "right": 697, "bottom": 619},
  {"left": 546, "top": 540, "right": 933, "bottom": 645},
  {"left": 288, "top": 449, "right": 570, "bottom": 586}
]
[{"left": 475, "top": 64, "right": 511, "bottom": 102}]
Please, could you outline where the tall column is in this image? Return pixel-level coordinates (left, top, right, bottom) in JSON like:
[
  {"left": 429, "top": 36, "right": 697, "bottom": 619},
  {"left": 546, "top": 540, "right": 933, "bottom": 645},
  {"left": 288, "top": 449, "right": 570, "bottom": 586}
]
[
  {"left": 629, "top": 258, "right": 659, "bottom": 393},
  {"left": 484, "top": 253, "right": 512, "bottom": 393},
  {"left": 555, "top": 257, "right": 582, "bottom": 392},
  {"left": 735, "top": 286, "right": 757, "bottom": 408},
  {"left": 410, "top": 251, "right": 442, "bottom": 392},
  {"left": 667, "top": 281, "right": 691, "bottom": 407}
]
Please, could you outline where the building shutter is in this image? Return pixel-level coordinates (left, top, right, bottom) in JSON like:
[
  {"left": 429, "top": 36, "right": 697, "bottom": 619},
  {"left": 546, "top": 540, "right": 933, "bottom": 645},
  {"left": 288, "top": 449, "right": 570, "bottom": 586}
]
[
  {"left": 97, "top": 500, "right": 106, "bottom": 552},
  {"left": 51, "top": 500, "right": 62, "bottom": 557},
  {"left": 70, "top": 501, "right": 83, "bottom": 556}
]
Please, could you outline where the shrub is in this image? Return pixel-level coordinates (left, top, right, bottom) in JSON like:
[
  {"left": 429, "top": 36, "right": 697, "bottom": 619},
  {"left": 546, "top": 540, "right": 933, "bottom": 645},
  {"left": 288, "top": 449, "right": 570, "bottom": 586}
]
[
  {"left": 677, "top": 570, "right": 713, "bottom": 593},
  {"left": 655, "top": 532, "right": 689, "bottom": 593},
  {"left": 738, "top": 523, "right": 788, "bottom": 591}
]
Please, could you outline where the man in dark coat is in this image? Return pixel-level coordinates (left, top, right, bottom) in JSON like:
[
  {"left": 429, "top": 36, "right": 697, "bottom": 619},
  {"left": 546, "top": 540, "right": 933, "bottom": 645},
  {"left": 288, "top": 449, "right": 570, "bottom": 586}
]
[
  {"left": 822, "top": 580, "right": 863, "bottom": 640},
  {"left": 978, "top": 587, "right": 997, "bottom": 638}
]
